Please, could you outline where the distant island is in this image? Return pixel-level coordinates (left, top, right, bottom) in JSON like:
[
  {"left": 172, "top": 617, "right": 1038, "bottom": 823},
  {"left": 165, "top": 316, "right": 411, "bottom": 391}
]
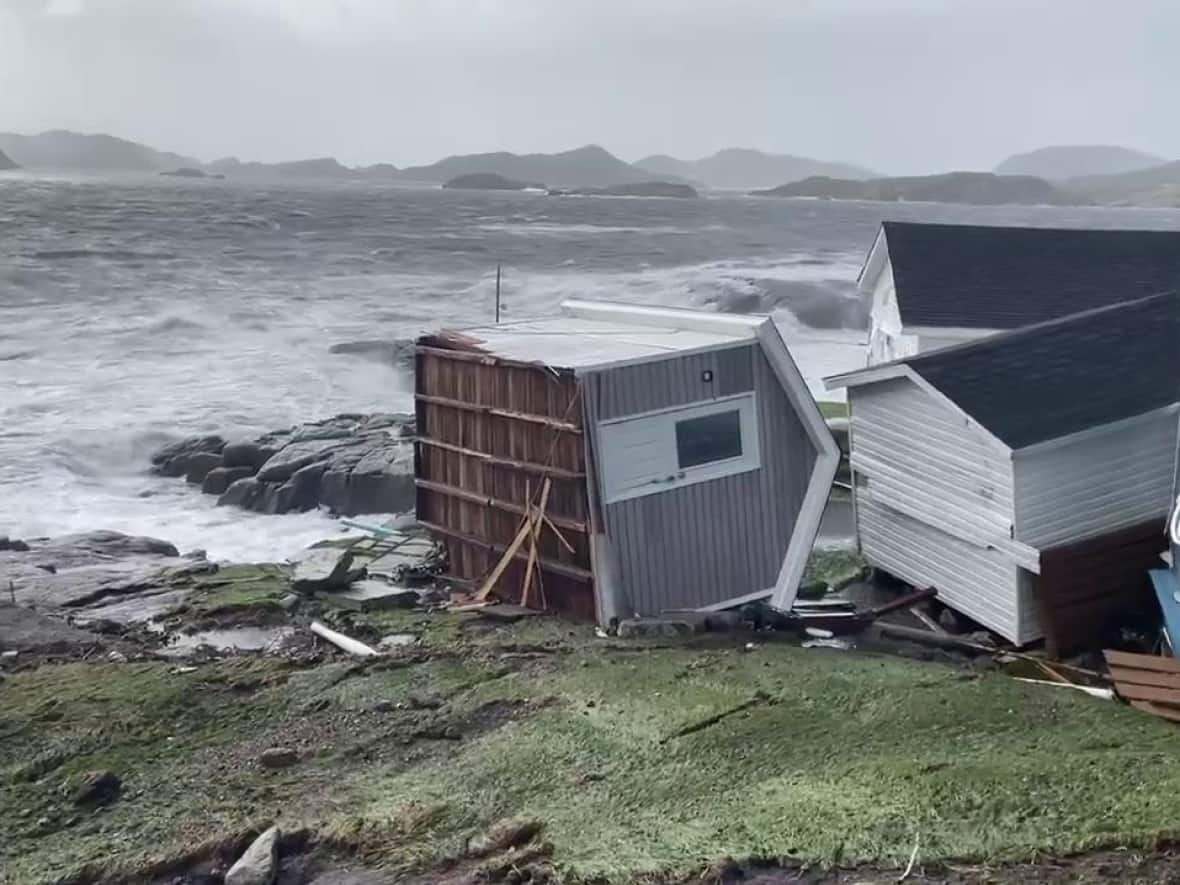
[
  {"left": 994, "top": 145, "right": 1165, "bottom": 180},
  {"left": 753, "top": 171, "right": 1067, "bottom": 206},
  {"left": 6, "top": 129, "right": 1180, "bottom": 207},
  {"left": 635, "top": 148, "right": 876, "bottom": 190},
  {"left": 549, "top": 181, "right": 698, "bottom": 198},
  {"left": 160, "top": 167, "right": 224, "bottom": 180},
  {"left": 442, "top": 172, "right": 543, "bottom": 191}
]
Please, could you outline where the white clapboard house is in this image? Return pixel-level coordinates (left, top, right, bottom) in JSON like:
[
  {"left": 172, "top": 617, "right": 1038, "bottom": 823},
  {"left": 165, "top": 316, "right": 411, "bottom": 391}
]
[
  {"left": 861, "top": 221, "right": 1180, "bottom": 364},
  {"left": 827, "top": 292, "right": 1180, "bottom": 654}
]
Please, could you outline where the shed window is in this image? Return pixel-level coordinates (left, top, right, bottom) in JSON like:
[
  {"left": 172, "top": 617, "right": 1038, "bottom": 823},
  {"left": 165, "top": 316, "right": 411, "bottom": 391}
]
[
  {"left": 597, "top": 393, "right": 760, "bottom": 504},
  {"left": 676, "top": 409, "right": 743, "bottom": 468}
]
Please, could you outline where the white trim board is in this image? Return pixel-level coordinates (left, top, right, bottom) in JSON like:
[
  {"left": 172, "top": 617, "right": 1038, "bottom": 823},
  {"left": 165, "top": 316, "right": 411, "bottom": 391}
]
[
  {"left": 562, "top": 298, "right": 767, "bottom": 335},
  {"left": 757, "top": 321, "right": 842, "bottom": 613}
]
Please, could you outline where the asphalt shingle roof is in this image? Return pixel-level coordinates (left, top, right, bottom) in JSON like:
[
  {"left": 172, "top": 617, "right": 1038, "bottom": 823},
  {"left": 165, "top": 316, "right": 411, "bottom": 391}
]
[
  {"left": 900, "top": 292, "right": 1180, "bottom": 448},
  {"left": 882, "top": 221, "right": 1180, "bottom": 329}
]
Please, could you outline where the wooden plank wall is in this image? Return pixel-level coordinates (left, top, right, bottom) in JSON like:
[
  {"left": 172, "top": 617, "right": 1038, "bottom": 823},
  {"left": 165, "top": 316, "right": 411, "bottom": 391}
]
[
  {"left": 414, "top": 344, "right": 596, "bottom": 619},
  {"left": 1037, "top": 518, "right": 1168, "bottom": 658}
]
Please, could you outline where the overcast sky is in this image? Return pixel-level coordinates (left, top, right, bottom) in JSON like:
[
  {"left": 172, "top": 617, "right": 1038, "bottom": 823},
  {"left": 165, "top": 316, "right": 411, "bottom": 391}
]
[{"left": 0, "top": 0, "right": 1174, "bottom": 173}]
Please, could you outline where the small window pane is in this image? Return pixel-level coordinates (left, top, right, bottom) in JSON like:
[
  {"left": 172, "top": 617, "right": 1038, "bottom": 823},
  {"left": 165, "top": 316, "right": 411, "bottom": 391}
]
[{"left": 675, "top": 409, "right": 743, "bottom": 469}]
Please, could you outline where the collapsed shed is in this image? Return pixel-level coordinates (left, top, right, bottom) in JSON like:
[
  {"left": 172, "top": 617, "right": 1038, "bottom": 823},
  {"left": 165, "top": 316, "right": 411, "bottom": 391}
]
[
  {"left": 414, "top": 299, "right": 840, "bottom": 624},
  {"left": 827, "top": 292, "right": 1180, "bottom": 655}
]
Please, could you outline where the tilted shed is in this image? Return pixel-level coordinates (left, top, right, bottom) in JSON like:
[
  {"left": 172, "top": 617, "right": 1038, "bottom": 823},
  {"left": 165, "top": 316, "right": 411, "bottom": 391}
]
[
  {"left": 414, "top": 299, "right": 840, "bottom": 623},
  {"left": 827, "top": 292, "right": 1180, "bottom": 655}
]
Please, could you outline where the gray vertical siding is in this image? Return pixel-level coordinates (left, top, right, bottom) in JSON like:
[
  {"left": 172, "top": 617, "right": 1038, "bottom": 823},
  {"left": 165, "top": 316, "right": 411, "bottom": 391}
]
[
  {"left": 849, "top": 377, "right": 1028, "bottom": 643},
  {"left": 583, "top": 344, "right": 816, "bottom": 614},
  {"left": 1013, "top": 407, "right": 1178, "bottom": 550}
]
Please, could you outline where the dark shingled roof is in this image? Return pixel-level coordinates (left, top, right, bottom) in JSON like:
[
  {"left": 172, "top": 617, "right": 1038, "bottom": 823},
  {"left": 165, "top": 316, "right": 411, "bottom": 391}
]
[
  {"left": 882, "top": 221, "right": 1180, "bottom": 329},
  {"left": 897, "top": 292, "right": 1180, "bottom": 448}
]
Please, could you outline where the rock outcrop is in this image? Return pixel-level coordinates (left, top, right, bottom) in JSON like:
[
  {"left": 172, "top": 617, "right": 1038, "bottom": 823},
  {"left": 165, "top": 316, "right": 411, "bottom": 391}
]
[
  {"left": 443, "top": 172, "right": 543, "bottom": 191},
  {"left": 549, "top": 181, "right": 698, "bottom": 198},
  {"left": 150, "top": 414, "right": 415, "bottom": 517},
  {"left": 225, "top": 825, "right": 280, "bottom": 885}
]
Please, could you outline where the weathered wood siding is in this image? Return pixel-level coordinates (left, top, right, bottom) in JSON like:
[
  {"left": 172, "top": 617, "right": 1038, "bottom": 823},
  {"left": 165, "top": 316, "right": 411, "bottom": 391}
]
[
  {"left": 414, "top": 345, "right": 596, "bottom": 619},
  {"left": 848, "top": 377, "right": 1030, "bottom": 643},
  {"left": 583, "top": 344, "right": 815, "bottom": 614},
  {"left": 1013, "top": 407, "right": 1179, "bottom": 549}
]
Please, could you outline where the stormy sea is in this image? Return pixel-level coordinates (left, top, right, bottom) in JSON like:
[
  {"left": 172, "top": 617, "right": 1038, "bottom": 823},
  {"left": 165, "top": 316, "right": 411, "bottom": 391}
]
[{"left": 4, "top": 174, "right": 1180, "bottom": 560}]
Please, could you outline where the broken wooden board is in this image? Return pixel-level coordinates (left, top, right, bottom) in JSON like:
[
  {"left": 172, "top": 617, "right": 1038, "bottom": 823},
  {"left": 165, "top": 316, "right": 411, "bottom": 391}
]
[{"left": 1104, "top": 649, "right": 1180, "bottom": 722}]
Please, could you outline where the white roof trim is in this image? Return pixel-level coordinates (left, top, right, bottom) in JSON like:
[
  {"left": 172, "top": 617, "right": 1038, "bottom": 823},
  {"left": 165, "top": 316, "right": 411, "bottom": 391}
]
[
  {"left": 561, "top": 298, "right": 766, "bottom": 336},
  {"left": 902, "top": 324, "right": 1003, "bottom": 338},
  {"left": 757, "top": 320, "right": 842, "bottom": 612},
  {"left": 856, "top": 225, "right": 889, "bottom": 291},
  {"left": 571, "top": 338, "right": 754, "bottom": 376},
  {"left": 827, "top": 364, "right": 1010, "bottom": 455}
]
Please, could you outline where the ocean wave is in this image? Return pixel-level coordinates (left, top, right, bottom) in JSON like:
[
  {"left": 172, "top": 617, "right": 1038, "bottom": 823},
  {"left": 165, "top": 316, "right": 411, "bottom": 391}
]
[
  {"left": 0, "top": 349, "right": 36, "bottom": 362},
  {"left": 31, "top": 248, "right": 179, "bottom": 261}
]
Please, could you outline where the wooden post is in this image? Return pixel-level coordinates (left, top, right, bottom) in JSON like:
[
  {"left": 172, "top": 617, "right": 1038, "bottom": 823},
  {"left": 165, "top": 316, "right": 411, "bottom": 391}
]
[{"left": 495, "top": 264, "right": 502, "bottom": 323}]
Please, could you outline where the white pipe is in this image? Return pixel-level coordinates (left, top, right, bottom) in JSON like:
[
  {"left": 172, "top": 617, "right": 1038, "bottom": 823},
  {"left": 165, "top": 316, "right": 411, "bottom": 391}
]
[
  {"left": 1013, "top": 677, "right": 1114, "bottom": 701},
  {"left": 1169, "top": 493, "right": 1180, "bottom": 547},
  {"left": 310, "top": 620, "right": 380, "bottom": 657}
]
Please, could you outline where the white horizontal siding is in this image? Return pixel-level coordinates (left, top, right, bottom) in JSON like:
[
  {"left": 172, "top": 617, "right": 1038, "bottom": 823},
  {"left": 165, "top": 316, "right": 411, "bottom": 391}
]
[
  {"left": 850, "top": 377, "right": 1025, "bottom": 642},
  {"left": 1014, "top": 407, "right": 1179, "bottom": 549},
  {"left": 858, "top": 493, "right": 1023, "bottom": 643},
  {"left": 851, "top": 377, "right": 1014, "bottom": 546}
]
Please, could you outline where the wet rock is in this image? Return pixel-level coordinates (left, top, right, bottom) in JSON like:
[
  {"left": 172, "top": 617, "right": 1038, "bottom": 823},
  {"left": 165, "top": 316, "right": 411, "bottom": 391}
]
[
  {"left": 256, "top": 439, "right": 344, "bottom": 483},
  {"left": 202, "top": 466, "right": 256, "bottom": 496},
  {"left": 0, "top": 606, "right": 101, "bottom": 653},
  {"left": 150, "top": 434, "right": 225, "bottom": 478},
  {"left": 185, "top": 452, "right": 224, "bottom": 485},
  {"left": 69, "top": 769, "right": 121, "bottom": 807},
  {"left": 222, "top": 440, "right": 278, "bottom": 471},
  {"left": 225, "top": 825, "right": 280, "bottom": 885},
  {"left": 291, "top": 548, "right": 364, "bottom": 593},
  {"left": 259, "top": 747, "right": 299, "bottom": 769},
  {"left": 219, "top": 477, "right": 264, "bottom": 509},
  {"left": 155, "top": 414, "right": 416, "bottom": 517},
  {"left": 0, "top": 531, "right": 184, "bottom": 608},
  {"left": 277, "top": 593, "right": 300, "bottom": 612},
  {"left": 0, "top": 536, "right": 30, "bottom": 552}
]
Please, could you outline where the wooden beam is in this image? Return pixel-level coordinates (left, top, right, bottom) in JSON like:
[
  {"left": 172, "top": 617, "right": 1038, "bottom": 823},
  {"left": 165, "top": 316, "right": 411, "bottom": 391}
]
[
  {"left": 416, "top": 436, "right": 585, "bottom": 480},
  {"left": 415, "top": 393, "right": 582, "bottom": 434},
  {"left": 417, "top": 343, "right": 575, "bottom": 375},
  {"left": 522, "top": 479, "right": 552, "bottom": 608},
  {"left": 414, "top": 479, "right": 588, "bottom": 534},
  {"left": 475, "top": 518, "right": 533, "bottom": 601},
  {"left": 420, "top": 519, "right": 594, "bottom": 583}
]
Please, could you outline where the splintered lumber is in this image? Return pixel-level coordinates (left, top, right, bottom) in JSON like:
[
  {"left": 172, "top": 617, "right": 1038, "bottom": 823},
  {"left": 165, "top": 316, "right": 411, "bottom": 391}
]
[
  {"left": 875, "top": 622, "right": 997, "bottom": 654},
  {"left": 521, "top": 479, "right": 552, "bottom": 608},
  {"left": 310, "top": 620, "right": 380, "bottom": 657},
  {"left": 476, "top": 518, "right": 533, "bottom": 601}
]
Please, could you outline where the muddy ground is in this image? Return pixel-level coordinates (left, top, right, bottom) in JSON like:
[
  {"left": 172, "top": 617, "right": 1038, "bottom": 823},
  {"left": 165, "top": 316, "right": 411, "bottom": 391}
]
[{"left": 6, "top": 535, "right": 1180, "bottom": 884}]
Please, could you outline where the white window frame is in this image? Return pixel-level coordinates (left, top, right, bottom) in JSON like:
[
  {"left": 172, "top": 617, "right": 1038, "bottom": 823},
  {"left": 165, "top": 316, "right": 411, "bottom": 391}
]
[{"left": 596, "top": 392, "right": 761, "bottom": 505}]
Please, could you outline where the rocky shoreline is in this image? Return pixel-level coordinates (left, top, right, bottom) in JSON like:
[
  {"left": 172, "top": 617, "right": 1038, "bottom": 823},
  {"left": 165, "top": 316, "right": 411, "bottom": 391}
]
[{"left": 150, "top": 412, "right": 416, "bottom": 517}]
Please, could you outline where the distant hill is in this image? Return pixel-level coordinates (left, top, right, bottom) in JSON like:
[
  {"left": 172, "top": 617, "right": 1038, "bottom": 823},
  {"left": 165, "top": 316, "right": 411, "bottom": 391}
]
[
  {"left": 636, "top": 148, "right": 876, "bottom": 190},
  {"left": 207, "top": 157, "right": 399, "bottom": 180},
  {"left": 442, "top": 172, "right": 542, "bottom": 191},
  {"left": 754, "top": 172, "right": 1067, "bottom": 206},
  {"left": 400, "top": 145, "right": 675, "bottom": 189},
  {"left": 995, "top": 145, "right": 1165, "bottom": 180},
  {"left": 1063, "top": 160, "right": 1180, "bottom": 207},
  {"left": 0, "top": 130, "right": 198, "bottom": 171},
  {"left": 0, "top": 148, "right": 17, "bottom": 170}
]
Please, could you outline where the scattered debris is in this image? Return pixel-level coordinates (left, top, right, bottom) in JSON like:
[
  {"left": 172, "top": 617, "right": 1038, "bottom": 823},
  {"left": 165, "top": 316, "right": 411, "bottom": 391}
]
[
  {"left": 472, "top": 603, "right": 544, "bottom": 623},
  {"left": 1012, "top": 678, "right": 1114, "bottom": 701},
  {"left": 309, "top": 620, "right": 380, "bottom": 657},
  {"left": 291, "top": 548, "right": 365, "bottom": 594},
  {"left": 660, "top": 694, "right": 769, "bottom": 743},
  {"left": 318, "top": 579, "right": 421, "bottom": 612},
  {"left": 225, "top": 825, "right": 280, "bottom": 885},
  {"left": 378, "top": 633, "right": 418, "bottom": 649},
  {"left": 617, "top": 618, "right": 695, "bottom": 639},
  {"left": 1105, "top": 649, "right": 1180, "bottom": 722}
]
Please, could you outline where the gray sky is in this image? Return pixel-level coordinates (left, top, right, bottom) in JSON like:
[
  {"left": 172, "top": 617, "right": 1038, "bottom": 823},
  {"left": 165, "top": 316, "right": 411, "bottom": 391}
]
[{"left": 0, "top": 0, "right": 1173, "bottom": 174}]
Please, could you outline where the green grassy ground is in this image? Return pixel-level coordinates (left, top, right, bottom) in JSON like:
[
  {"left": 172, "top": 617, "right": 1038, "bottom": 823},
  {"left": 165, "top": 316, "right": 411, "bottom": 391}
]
[
  {"left": 818, "top": 401, "right": 849, "bottom": 420},
  {"left": 4, "top": 606, "right": 1180, "bottom": 883}
]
